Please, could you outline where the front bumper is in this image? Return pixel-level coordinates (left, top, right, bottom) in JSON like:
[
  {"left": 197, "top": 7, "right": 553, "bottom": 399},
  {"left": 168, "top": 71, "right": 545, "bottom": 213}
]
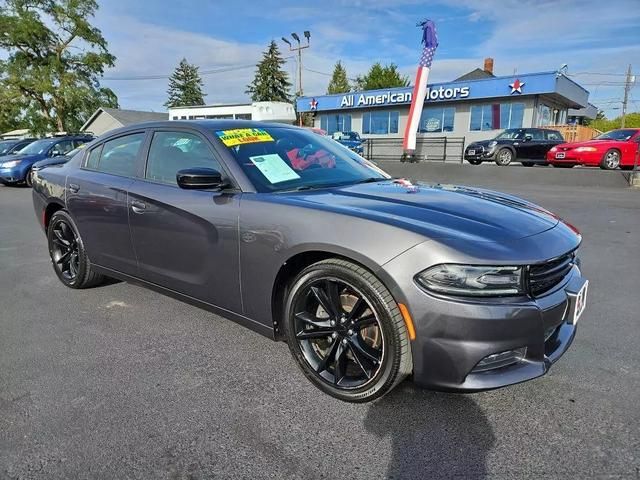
[
  {"left": 0, "top": 164, "right": 28, "bottom": 183},
  {"left": 381, "top": 235, "right": 586, "bottom": 392},
  {"left": 464, "top": 146, "right": 496, "bottom": 161}
]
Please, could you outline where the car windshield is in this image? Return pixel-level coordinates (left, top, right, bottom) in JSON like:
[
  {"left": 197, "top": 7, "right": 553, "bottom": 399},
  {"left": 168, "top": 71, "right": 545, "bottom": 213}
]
[
  {"left": 595, "top": 129, "right": 638, "bottom": 141},
  {"left": 332, "top": 131, "right": 360, "bottom": 141},
  {"left": 0, "top": 140, "right": 17, "bottom": 154},
  {"left": 212, "top": 126, "right": 389, "bottom": 193},
  {"left": 495, "top": 129, "right": 525, "bottom": 140},
  {"left": 18, "top": 139, "right": 55, "bottom": 155}
]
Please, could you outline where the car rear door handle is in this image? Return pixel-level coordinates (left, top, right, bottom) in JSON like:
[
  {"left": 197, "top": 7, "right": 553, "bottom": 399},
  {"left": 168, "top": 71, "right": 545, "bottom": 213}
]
[
  {"left": 130, "top": 200, "right": 146, "bottom": 214},
  {"left": 68, "top": 183, "right": 79, "bottom": 193}
]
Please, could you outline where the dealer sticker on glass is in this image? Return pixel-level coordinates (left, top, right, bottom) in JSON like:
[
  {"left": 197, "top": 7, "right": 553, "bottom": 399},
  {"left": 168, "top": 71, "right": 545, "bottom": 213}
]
[
  {"left": 249, "top": 154, "right": 300, "bottom": 184},
  {"left": 216, "top": 128, "right": 274, "bottom": 147}
]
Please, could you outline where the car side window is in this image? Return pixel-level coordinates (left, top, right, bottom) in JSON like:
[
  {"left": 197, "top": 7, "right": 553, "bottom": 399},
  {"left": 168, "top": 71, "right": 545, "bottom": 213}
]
[
  {"left": 86, "top": 145, "right": 102, "bottom": 169},
  {"left": 546, "top": 131, "right": 563, "bottom": 141},
  {"left": 530, "top": 130, "right": 544, "bottom": 140},
  {"left": 51, "top": 140, "right": 74, "bottom": 156},
  {"left": 93, "top": 133, "right": 145, "bottom": 177},
  {"left": 146, "top": 131, "right": 221, "bottom": 185}
]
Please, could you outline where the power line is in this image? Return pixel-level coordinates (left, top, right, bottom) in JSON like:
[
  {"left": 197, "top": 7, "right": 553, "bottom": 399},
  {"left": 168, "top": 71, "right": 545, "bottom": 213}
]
[
  {"left": 102, "top": 56, "right": 295, "bottom": 81},
  {"left": 567, "top": 71, "right": 628, "bottom": 77}
]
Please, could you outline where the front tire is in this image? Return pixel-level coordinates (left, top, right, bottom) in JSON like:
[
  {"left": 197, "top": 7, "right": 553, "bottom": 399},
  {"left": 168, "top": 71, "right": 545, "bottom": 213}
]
[
  {"left": 25, "top": 168, "right": 34, "bottom": 187},
  {"left": 495, "top": 148, "right": 513, "bottom": 166},
  {"left": 47, "top": 210, "right": 105, "bottom": 289},
  {"left": 600, "top": 149, "right": 620, "bottom": 170},
  {"left": 284, "top": 259, "right": 412, "bottom": 403},
  {"left": 467, "top": 159, "right": 482, "bottom": 165}
]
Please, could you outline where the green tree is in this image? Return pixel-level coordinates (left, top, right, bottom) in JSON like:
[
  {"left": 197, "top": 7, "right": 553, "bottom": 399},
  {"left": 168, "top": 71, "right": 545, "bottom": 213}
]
[
  {"left": 327, "top": 61, "right": 351, "bottom": 94},
  {"left": 164, "top": 58, "right": 206, "bottom": 108},
  {"left": 246, "top": 41, "right": 291, "bottom": 102},
  {"left": 591, "top": 111, "right": 640, "bottom": 131},
  {"left": 355, "top": 62, "right": 410, "bottom": 91},
  {"left": 0, "top": 0, "right": 118, "bottom": 134}
]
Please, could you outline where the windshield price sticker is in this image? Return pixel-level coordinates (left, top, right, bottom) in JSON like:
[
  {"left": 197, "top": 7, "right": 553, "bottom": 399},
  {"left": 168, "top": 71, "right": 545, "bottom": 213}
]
[
  {"left": 216, "top": 128, "right": 274, "bottom": 147},
  {"left": 249, "top": 154, "right": 300, "bottom": 184}
]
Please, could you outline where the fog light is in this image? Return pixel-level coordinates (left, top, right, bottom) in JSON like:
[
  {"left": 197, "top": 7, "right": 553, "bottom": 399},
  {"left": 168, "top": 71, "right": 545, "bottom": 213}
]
[{"left": 471, "top": 348, "right": 527, "bottom": 373}]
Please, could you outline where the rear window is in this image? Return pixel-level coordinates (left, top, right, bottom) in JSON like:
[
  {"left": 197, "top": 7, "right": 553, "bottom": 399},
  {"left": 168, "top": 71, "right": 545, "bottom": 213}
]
[{"left": 546, "top": 131, "right": 563, "bottom": 141}]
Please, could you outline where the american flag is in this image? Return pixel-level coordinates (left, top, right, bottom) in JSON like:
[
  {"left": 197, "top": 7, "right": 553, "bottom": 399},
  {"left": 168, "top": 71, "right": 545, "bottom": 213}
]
[{"left": 403, "top": 20, "right": 439, "bottom": 153}]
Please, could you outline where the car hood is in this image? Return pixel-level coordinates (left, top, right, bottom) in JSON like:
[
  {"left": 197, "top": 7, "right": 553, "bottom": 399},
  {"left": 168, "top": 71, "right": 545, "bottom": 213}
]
[
  {"left": 0, "top": 153, "right": 39, "bottom": 164},
  {"left": 557, "top": 139, "right": 624, "bottom": 149},
  {"left": 337, "top": 140, "right": 362, "bottom": 147},
  {"left": 277, "top": 181, "right": 560, "bottom": 242}
]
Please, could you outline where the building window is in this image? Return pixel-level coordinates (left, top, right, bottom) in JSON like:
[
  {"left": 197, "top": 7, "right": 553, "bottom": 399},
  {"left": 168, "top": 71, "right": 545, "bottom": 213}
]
[
  {"left": 470, "top": 102, "right": 524, "bottom": 131},
  {"left": 320, "top": 114, "right": 352, "bottom": 134},
  {"left": 362, "top": 111, "right": 399, "bottom": 134},
  {"left": 418, "top": 107, "right": 455, "bottom": 133}
]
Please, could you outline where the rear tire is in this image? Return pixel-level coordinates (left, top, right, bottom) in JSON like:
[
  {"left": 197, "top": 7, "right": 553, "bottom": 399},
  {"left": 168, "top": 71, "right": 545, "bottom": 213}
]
[
  {"left": 600, "top": 149, "right": 620, "bottom": 170},
  {"left": 48, "top": 210, "right": 105, "bottom": 289},
  {"left": 495, "top": 148, "right": 513, "bottom": 166},
  {"left": 521, "top": 162, "right": 534, "bottom": 167},
  {"left": 284, "top": 258, "right": 412, "bottom": 403}
]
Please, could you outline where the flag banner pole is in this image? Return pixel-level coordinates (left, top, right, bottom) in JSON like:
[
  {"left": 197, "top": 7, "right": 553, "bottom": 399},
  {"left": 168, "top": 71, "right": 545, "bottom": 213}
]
[{"left": 402, "top": 19, "right": 438, "bottom": 162}]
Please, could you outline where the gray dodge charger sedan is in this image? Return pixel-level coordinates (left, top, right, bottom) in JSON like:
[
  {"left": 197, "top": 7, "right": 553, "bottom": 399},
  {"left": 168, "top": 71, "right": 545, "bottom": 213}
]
[{"left": 32, "top": 120, "right": 588, "bottom": 403}]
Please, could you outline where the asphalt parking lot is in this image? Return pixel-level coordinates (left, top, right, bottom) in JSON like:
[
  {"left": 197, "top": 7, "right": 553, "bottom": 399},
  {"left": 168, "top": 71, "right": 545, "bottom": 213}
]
[{"left": 1, "top": 166, "right": 639, "bottom": 479}]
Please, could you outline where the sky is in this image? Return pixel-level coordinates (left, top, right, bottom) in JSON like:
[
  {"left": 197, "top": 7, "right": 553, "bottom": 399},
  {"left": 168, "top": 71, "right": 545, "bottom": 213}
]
[{"left": 90, "top": 0, "right": 640, "bottom": 117}]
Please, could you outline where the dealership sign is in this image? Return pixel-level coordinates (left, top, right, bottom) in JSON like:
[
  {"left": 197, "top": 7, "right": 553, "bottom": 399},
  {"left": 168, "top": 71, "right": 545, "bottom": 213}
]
[{"left": 339, "top": 86, "right": 470, "bottom": 108}]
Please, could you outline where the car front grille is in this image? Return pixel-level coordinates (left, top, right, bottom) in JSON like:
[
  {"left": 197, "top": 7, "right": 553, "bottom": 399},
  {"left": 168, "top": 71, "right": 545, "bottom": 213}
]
[{"left": 527, "top": 251, "right": 575, "bottom": 297}]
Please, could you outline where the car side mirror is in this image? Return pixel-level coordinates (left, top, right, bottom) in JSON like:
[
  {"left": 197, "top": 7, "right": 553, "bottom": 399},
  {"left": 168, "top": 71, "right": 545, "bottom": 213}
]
[
  {"left": 176, "top": 168, "right": 226, "bottom": 190},
  {"left": 524, "top": 135, "right": 533, "bottom": 142}
]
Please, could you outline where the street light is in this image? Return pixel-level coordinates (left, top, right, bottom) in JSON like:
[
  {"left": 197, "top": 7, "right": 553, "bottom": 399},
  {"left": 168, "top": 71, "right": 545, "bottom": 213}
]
[{"left": 282, "top": 31, "right": 311, "bottom": 126}]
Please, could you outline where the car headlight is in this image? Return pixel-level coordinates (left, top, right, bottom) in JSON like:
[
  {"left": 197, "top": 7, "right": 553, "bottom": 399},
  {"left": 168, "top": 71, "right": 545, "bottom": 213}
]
[
  {"left": 574, "top": 146, "right": 597, "bottom": 152},
  {"left": 488, "top": 141, "right": 497, "bottom": 148},
  {"left": 415, "top": 264, "right": 524, "bottom": 296},
  {"left": 1, "top": 160, "right": 22, "bottom": 168}
]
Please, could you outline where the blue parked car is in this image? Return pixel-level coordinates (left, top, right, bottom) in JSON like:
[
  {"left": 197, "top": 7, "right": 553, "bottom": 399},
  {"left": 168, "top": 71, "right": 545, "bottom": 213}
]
[
  {"left": 331, "top": 131, "right": 365, "bottom": 155},
  {"left": 0, "top": 135, "right": 93, "bottom": 187},
  {"left": 0, "top": 138, "right": 37, "bottom": 156}
]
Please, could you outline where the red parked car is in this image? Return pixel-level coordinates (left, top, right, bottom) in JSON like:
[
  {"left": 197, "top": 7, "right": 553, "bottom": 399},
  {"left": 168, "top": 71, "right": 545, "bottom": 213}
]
[{"left": 547, "top": 128, "right": 640, "bottom": 170}]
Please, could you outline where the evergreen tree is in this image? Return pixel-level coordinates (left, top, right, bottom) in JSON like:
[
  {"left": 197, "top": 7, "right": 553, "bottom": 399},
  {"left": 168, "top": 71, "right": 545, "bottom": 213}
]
[
  {"left": 355, "top": 63, "right": 410, "bottom": 91},
  {"left": 327, "top": 61, "right": 351, "bottom": 94},
  {"left": 246, "top": 41, "right": 291, "bottom": 102},
  {"left": 0, "top": 0, "right": 117, "bottom": 133},
  {"left": 164, "top": 58, "right": 206, "bottom": 108}
]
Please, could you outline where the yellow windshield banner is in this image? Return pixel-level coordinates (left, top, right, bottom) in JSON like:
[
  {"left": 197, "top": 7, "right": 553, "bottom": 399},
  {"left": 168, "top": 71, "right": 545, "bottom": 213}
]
[{"left": 216, "top": 128, "right": 274, "bottom": 147}]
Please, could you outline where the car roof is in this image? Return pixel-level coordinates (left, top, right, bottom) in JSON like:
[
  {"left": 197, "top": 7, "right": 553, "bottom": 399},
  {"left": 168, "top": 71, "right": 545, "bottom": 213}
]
[{"left": 98, "top": 120, "right": 299, "bottom": 140}]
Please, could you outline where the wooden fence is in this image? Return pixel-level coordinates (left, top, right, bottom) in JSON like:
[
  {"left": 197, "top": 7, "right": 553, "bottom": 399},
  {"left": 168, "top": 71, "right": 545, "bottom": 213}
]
[{"left": 544, "top": 125, "right": 600, "bottom": 142}]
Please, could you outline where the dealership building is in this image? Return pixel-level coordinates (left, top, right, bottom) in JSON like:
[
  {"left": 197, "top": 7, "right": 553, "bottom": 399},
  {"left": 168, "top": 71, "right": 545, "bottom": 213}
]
[{"left": 296, "top": 60, "right": 591, "bottom": 143}]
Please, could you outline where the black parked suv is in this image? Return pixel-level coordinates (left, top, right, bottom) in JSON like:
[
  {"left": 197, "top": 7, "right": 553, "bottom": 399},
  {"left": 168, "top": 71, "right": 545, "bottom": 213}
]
[{"left": 464, "top": 128, "right": 565, "bottom": 167}]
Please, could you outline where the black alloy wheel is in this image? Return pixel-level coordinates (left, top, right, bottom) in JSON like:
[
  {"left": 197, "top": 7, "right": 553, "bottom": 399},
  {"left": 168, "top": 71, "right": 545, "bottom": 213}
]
[
  {"left": 285, "top": 259, "right": 411, "bottom": 402},
  {"left": 47, "top": 210, "right": 104, "bottom": 289}
]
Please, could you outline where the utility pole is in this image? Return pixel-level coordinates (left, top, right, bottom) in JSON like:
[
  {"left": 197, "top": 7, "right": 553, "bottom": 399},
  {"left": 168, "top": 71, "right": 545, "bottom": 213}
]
[
  {"left": 621, "top": 64, "right": 633, "bottom": 128},
  {"left": 282, "top": 31, "right": 311, "bottom": 126}
]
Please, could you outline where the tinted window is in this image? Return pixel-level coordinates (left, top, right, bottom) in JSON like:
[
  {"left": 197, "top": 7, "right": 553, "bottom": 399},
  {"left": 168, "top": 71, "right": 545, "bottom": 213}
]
[
  {"left": 0, "top": 141, "right": 15, "bottom": 155},
  {"left": 546, "top": 131, "right": 563, "bottom": 141},
  {"left": 470, "top": 103, "right": 524, "bottom": 131},
  {"left": 86, "top": 145, "right": 102, "bottom": 169},
  {"left": 595, "top": 129, "right": 638, "bottom": 141},
  {"left": 18, "top": 139, "right": 56, "bottom": 155},
  {"left": 529, "top": 130, "right": 544, "bottom": 140},
  {"left": 146, "top": 131, "right": 221, "bottom": 185},
  {"left": 94, "top": 133, "right": 144, "bottom": 177}
]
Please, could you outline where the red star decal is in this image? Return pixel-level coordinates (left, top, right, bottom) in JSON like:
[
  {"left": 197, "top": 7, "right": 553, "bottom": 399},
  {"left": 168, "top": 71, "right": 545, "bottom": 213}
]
[
  {"left": 509, "top": 79, "right": 525, "bottom": 94},
  {"left": 309, "top": 98, "right": 318, "bottom": 110}
]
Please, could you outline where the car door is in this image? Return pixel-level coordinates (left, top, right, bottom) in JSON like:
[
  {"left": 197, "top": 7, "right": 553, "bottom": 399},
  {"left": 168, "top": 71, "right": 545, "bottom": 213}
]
[
  {"left": 127, "top": 128, "right": 242, "bottom": 313},
  {"left": 516, "top": 129, "right": 543, "bottom": 159},
  {"left": 66, "top": 131, "right": 148, "bottom": 276}
]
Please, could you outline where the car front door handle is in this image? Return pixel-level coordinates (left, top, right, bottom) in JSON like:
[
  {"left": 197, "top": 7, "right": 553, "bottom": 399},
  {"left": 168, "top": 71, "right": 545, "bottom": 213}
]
[
  {"left": 131, "top": 200, "right": 146, "bottom": 214},
  {"left": 68, "top": 183, "right": 79, "bottom": 193}
]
